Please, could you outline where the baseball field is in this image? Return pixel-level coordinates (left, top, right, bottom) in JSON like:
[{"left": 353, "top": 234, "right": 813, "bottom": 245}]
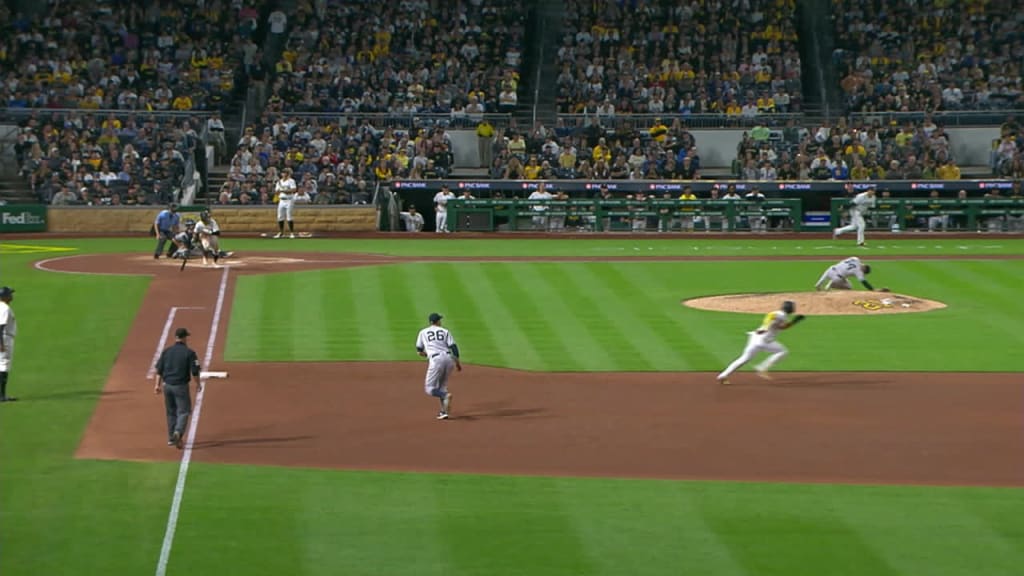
[{"left": 1, "top": 235, "right": 1022, "bottom": 575}]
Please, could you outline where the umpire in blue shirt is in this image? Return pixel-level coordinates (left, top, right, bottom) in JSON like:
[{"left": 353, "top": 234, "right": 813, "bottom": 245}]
[
  {"left": 154, "top": 327, "right": 202, "bottom": 449},
  {"left": 153, "top": 204, "right": 181, "bottom": 259}
]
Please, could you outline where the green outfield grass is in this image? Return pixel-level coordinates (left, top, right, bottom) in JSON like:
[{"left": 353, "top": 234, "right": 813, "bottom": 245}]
[
  {"left": 226, "top": 259, "right": 1024, "bottom": 371},
  {"left": 2, "top": 238, "right": 1023, "bottom": 576},
  {"left": 5, "top": 236, "right": 1024, "bottom": 257}
]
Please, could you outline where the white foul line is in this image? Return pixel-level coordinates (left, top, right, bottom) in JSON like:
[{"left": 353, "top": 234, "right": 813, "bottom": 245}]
[
  {"left": 146, "top": 307, "right": 206, "bottom": 380},
  {"left": 155, "top": 265, "right": 230, "bottom": 576}
]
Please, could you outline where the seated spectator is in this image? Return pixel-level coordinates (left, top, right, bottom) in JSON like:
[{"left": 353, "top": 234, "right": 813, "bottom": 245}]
[
  {"left": 834, "top": 0, "right": 1024, "bottom": 112},
  {"left": 556, "top": 0, "right": 802, "bottom": 116}
]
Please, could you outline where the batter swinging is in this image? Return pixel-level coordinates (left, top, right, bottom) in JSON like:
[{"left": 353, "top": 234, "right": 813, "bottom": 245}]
[
  {"left": 717, "top": 300, "right": 805, "bottom": 384},
  {"left": 415, "top": 313, "right": 462, "bottom": 419}
]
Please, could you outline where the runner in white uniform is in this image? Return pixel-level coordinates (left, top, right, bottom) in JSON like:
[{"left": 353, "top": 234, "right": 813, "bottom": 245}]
[
  {"left": 716, "top": 300, "right": 804, "bottom": 384},
  {"left": 834, "top": 188, "right": 877, "bottom": 246},
  {"left": 0, "top": 286, "right": 17, "bottom": 402},
  {"left": 415, "top": 312, "right": 462, "bottom": 419},
  {"left": 274, "top": 168, "right": 299, "bottom": 238},
  {"left": 433, "top": 185, "right": 455, "bottom": 233},
  {"left": 814, "top": 256, "right": 875, "bottom": 291}
]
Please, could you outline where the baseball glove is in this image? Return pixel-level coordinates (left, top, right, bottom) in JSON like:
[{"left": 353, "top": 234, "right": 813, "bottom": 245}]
[{"left": 789, "top": 314, "right": 807, "bottom": 326}]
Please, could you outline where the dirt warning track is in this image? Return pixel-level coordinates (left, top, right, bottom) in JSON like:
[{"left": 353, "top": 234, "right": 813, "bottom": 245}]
[{"left": 36, "top": 251, "right": 1024, "bottom": 487}]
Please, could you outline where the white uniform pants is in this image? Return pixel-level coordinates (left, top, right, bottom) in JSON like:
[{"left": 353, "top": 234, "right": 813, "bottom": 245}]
[
  {"left": 200, "top": 234, "right": 220, "bottom": 254},
  {"left": 436, "top": 209, "right": 448, "bottom": 232},
  {"left": 717, "top": 331, "right": 788, "bottom": 379},
  {"left": 424, "top": 352, "right": 455, "bottom": 397},
  {"left": 816, "top": 266, "right": 851, "bottom": 290},
  {"left": 835, "top": 211, "right": 866, "bottom": 244},
  {"left": 277, "top": 202, "right": 294, "bottom": 222},
  {"left": 0, "top": 337, "right": 13, "bottom": 371}
]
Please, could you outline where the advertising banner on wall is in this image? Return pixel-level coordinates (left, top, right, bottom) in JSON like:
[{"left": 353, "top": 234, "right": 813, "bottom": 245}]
[{"left": 0, "top": 205, "right": 47, "bottom": 232}]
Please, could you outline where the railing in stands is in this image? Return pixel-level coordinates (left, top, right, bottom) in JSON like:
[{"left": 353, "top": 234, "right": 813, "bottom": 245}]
[
  {"left": 247, "top": 112, "right": 515, "bottom": 130},
  {"left": 844, "top": 110, "right": 1024, "bottom": 127},
  {"left": 0, "top": 108, "right": 215, "bottom": 123},
  {"left": 557, "top": 113, "right": 805, "bottom": 130}
]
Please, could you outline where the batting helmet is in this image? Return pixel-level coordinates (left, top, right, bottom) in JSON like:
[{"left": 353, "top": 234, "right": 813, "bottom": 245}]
[{"left": 782, "top": 300, "right": 796, "bottom": 314}]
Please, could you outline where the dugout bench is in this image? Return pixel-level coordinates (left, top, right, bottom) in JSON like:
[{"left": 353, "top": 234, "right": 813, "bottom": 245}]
[
  {"left": 830, "top": 197, "right": 1024, "bottom": 232},
  {"left": 447, "top": 198, "right": 804, "bottom": 233}
]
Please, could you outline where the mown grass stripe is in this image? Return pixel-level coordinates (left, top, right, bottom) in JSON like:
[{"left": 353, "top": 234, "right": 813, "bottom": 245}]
[
  {"left": 557, "top": 479, "right": 747, "bottom": 576},
  {"left": 427, "top": 263, "right": 505, "bottom": 367},
  {"left": 319, "top": 268, "right": 360, "bottom": 359},
  {"left": 481, "top": 264, "right": 579, "bottom": 371},
  {"left": 832, "top": 488, "right": 1024, "bottom": 576},
  {"left": 698, "top": 489, "right": 902, "bottom": 576},
  {"left": 377, "top": 265, "right": 422, "bottom": 356},
  {"left": 530, "top": 263, "right": 654, "bottom": 370},
  {"left": 457, "top": 265, "right": 541, "bottom": 369},
  {"left": 583, "top": 263, "right": 718, "bottom": 370},
  {"left": 349, "top": 265, "right": 394, "bottom": 360}
]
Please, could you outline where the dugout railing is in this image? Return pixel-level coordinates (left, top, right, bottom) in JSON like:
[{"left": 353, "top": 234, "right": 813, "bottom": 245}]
[
  {"left": 446, "top": 197, "right": 804, "bottom": 233},
  {"left": 830, "top": 197, "right": 1024, "bottom": 233}
]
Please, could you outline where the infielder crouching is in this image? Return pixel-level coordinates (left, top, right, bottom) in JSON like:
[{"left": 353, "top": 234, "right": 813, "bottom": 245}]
[
  {"left": 815, "top": 256, "right": 876, "bottom": 291},
  {"left": 415, "top": 312, "right": 462, "bottom": 420},
  {"left": 717, "top": 300, "right": 805, "bottom": 384}
]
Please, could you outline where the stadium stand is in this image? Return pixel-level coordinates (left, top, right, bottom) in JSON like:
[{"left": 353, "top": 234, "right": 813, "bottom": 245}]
[
  {"left": 833, "top": 0, "right": 1024, "bottom": 113},
  {"left": 555, "top": 0, "right": 803, "bottom": 116},
  {"left": 261, "top": 0, "right": 527, "bottom": 117}
]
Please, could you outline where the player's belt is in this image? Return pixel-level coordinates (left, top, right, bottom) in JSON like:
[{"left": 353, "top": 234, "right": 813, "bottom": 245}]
[{"left": 430, "top": 352, "right": 449, "bottom": 358}]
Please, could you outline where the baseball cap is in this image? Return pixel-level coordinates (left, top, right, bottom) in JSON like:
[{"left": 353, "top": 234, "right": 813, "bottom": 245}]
[
  {"left": 428, "top": 313, "right": 443, "bottom": 323},
  {"left": 175, "top": 327, "right": 191, "bottom": 339},
  {"left": 0, "top": 286, "right": 13, "bottom": 298}
]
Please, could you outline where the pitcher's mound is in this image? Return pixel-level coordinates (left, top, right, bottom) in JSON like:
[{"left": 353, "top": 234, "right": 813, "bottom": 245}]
[{"left": 683, "top": 291, "right": 947, "bottom": 315}]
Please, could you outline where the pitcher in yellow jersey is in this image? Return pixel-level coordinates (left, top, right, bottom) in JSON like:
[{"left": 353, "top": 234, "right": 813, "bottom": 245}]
[{"left": 716, "top": 301, "right": 805, "bottom": 384}]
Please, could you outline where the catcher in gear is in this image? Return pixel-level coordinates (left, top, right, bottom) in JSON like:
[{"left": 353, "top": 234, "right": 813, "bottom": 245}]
[
  {"left": 171, "top": 219, "right": 198, "bottom": 259},
  {"left": 716, "top": 300, "right": 805, "bottom": 384},
  {"left": 814, "top": 256, "right": 885, "bottom": 291}
]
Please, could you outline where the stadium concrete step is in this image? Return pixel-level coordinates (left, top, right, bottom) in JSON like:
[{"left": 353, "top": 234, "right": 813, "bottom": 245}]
[{"left": 0, "top": 179, "right": 37, "bottom": 204}]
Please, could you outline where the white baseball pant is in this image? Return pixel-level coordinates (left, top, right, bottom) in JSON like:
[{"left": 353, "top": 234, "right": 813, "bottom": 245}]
[
  {"left": 0, "top": 337, "right": 14, "bottom": 371},
  {"left": 424, "top": 352, "right": 455, "bottom": 397},
  {"left": 436, "top": 209, "right": 448, "bottom": 232},
  {"left": 717, "top": 331, "right": 788, "bottom": 380},
  {"left": 277, "top": 203, "right": 294, "bottom": 222},
  {"left": 835, "top": 211, "right": 867, "bottom": 244},
  {"left": 815, "top": 266, "right": 851, "bottom": 290}
]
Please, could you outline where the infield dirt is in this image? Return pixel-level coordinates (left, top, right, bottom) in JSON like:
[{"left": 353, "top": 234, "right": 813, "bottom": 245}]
[{"left": 36, "top": 251, "right": 1024, "bottom": 487}]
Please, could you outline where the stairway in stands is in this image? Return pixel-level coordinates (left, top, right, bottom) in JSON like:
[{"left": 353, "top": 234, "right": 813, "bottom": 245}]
[{"left": 515, "top": 0, "right": 566, "bottom": 131}]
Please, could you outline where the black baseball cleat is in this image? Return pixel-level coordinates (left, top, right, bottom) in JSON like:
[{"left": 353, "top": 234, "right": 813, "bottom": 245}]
[
  {"left": 172, "top": 431, "right": 184, "bottom": 449},
  {"left": 0, "top": 396, "right": 17, "bottom": 402}
]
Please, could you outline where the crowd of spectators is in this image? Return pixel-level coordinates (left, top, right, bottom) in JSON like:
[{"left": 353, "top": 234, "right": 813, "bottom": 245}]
[
  {"left": 1, "top": 0, "right": 263, "bottom": 113},
  {"left": 834, "top": 0, "right": 1024, "bottom": 113},
  {"left": 732, "top": 113, "right": 970, "bottom": 181},
  {"left": 259, "top": 0, "right": 525, "bottom": 124},
  {"left": 13, "top": 110, "right": 201, "bottom": 205},
  {"left": 216, "top": 113, "right": 456, "bottom": 205},
  {"left": 555, "top": 0, "right": 803, "bottom": 116},
  {"left": 483, "top": 116, "right": 703, "bottom": 181}
]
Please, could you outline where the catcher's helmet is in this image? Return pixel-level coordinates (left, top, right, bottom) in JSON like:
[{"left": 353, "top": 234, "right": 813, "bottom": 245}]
[
  {"left": 782, "top": 300, "right": 796, "bottom": 314},
  {"left": 184, "top": 218, "right": 196, "bottom": 227}
]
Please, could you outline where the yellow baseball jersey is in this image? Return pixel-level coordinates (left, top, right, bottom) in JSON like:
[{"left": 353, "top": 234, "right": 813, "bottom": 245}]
[{"left": 755, "top": 310, "right": 788, "bottom": 340}]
